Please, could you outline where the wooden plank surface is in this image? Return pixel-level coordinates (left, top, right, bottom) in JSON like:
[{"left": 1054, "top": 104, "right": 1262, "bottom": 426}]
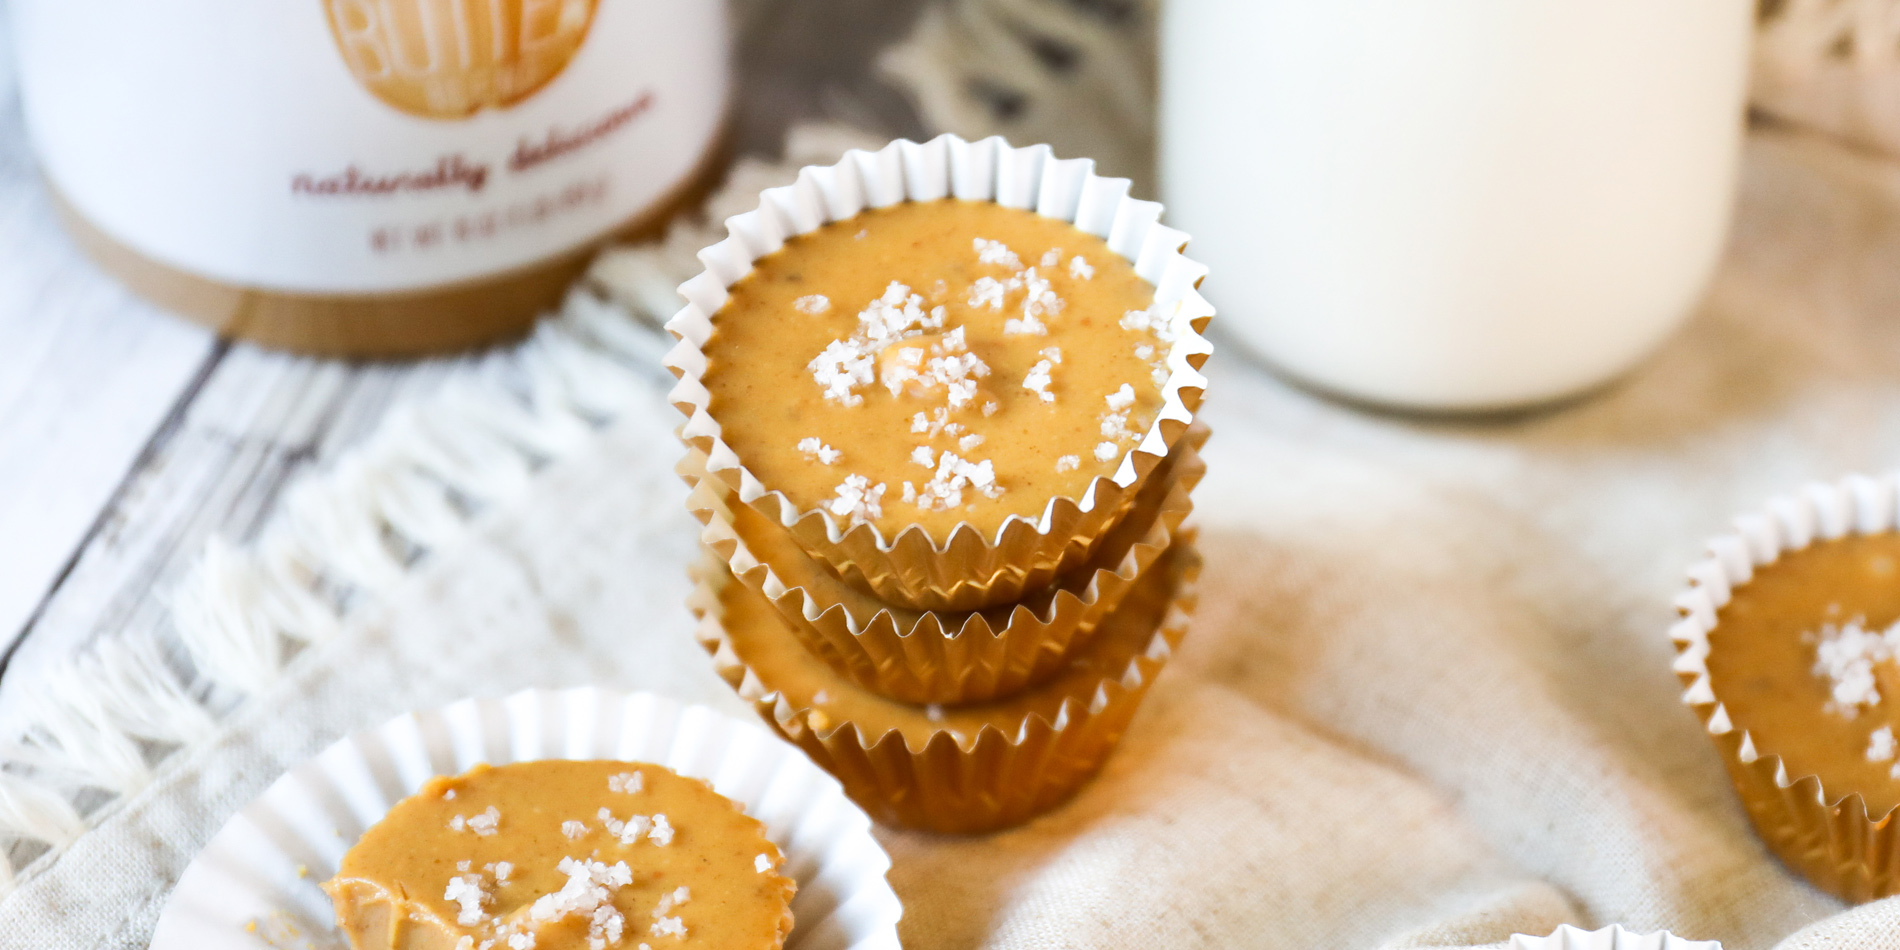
[
  {"left": 0, "top": 350, "right": 469, "bottom": 725},
  {"left": 0, "top": 0, "right": 928, "bottom": 707},
  {"left": 0, "top": 4, "right": 221, "bottom": 651}
]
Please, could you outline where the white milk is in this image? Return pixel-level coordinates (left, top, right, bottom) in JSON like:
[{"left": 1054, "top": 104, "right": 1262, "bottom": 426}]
[{"left": 1160, "top": 0, "right": 1753, "bottom": 411}]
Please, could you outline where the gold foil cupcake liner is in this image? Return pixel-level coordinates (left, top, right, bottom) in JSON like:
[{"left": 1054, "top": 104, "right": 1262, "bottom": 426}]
[
  {"left": 663, "top": 133, "right": 1214, "bottom": 612},
  {"left": 685, "top": 424, "right": 1206, "bottom": 705},
  {"left": 1672, "top": 472, "right": 1900, "bottom": 902},
  {"left": 690, "top": 540, "right": 1201, "bottom": 834}
]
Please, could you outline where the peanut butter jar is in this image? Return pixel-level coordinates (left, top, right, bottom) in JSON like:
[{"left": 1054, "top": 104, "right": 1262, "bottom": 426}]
[{"left": 12, "top": 0, "right": 731, "bottom": 356}]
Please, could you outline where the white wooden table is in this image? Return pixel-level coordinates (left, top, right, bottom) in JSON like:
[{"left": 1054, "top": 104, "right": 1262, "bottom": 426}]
[{"left": 0, "top": 0, "right": 930, "bottom": 711}]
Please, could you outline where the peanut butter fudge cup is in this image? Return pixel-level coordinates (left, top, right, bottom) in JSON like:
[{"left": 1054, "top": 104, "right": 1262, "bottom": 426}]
[
  {"left": 666, "top": 134, "right": 1213, "bottom": 611},
  {"left": 1675, "top": 474, "right": 1900, "bottom": 901},
  {"left": 324, "top": 760, "right": 795, "bottom": 950},
  {"left": 686, "top": 423, "right": 1206, "bottom": 704},
  {"left": 691, "top": 542, "right": 1200, "bottom": 834}
]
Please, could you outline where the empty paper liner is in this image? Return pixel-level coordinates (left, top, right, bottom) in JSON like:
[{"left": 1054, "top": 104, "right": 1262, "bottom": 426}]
[
  {"left": 691, "top": 540, "right": 1199, "bottom": 834},
  {"left": 687, "top": 424, "right": 1206, "bottom": 705},
  {"left": 1673, "top": 472, "right": 1900, "bottom": 903},
  {"left": 663, "top": 132, "right": 1214, "bottom": 612},
  {"left": 1508, "top": 925, "right": 1720, "bottom": 950}
]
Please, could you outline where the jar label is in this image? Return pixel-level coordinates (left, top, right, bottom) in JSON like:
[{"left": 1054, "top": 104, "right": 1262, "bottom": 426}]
[{"left": 14, "top": 0, "right": 728, "bottom": 293}]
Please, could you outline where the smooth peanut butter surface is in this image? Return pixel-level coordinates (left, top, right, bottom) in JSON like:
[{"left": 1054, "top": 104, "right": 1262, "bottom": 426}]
[
  {"left": 324, "top": 760, "right": 795, "bottom": 950},
  {"left": 700, "top": 199, "right": 1171, "bottom": 539},
  {"left": 1706, "top": 533, "right": 1900, "bottom": 816},
  {"left": 718, "top": 548, "right": 1183, "bottom": 748}
]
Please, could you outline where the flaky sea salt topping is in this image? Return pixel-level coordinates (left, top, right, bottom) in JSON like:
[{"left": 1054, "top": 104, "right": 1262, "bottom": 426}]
[
  {"left": 797, "top": 437, "right": 842, "bottom": 465},
  {"left": 1120, "top": 302, "right": 1179, "bottom": 342},
  {"left": 974, "top": 237, "right": 1022, "bottom": 270},
  {"left": 808, "top": 281, "right": 947, "bottom": 407},
  {"left": 1003, "top": 268, "right": 1063, "bottom": 336},
  {"left": 867, "top": 286, "right": 947, "bottom": 347},
  {"left": 449, "top": 806, "right": 501, "bottom": 836},
  {"left": 1869, "top": 725, "right": 1897, "bottom": 762},
  {"left": 793, "top": 294, "right": 830, "bottom": 315},
  {"left": 878, "top": 327, "right": 992, "bottom": 408},
  {"left": 789, "top": 228, "right": 1159, "bottom": 522},
  {"left": 754, "top": 853, "right": 772, "bottom": 873},
  {"left": 913, "top": 451, "right": 1002, "bottom": 511},
  {"left": 649, "top": 886, "right": 691, "bottom": 939},
  {"left": 1022, "top": 359, "right": 1056, "bottom": 403},
  {"left": 595, "top": 807, "right": 653, "bottom": 846},
  {"left": 827, "top": 474, "right": 886, "bottom": 524},
  {"left": 607, "top": 772, "right": 644, "bottom": 794},
  {"left": 968, "top": 275, "right": 1009, "bottom": 311},
  {"left": 1812, "top": 618, "right": 1900, "bottom": 715},
  {"left": 528, "top": 857, "right": 634, "bottom": 950},
  {"left": 808, "top": 340, "right": 875, "bottom": 407},
  {"left": 444, "top": 874, "right": 489, "bottom": 926},
  {"left": 969, "top": 271, "right": 1065, "bottom": 338}
]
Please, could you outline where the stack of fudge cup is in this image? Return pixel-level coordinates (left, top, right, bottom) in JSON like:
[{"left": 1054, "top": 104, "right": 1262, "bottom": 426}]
[{"left": 663, "top": 134, "right": 1214, "bottom": 833}]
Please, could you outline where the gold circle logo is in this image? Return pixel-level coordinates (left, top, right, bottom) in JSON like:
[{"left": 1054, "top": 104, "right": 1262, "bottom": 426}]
[{"left": 324, "top": 0, "right": 599, "bottom": 120}]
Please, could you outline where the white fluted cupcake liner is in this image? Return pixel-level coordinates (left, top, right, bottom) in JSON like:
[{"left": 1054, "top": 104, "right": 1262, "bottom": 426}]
[
  {"left": 1510, "top": 924, "right": 1720, "bottom": 950},
  {"left": 663, "top": 132, "right": 1214, "bottom": 611},
  {"left": 1672, "top": 472, "right": 1900, "bottom": 902},
  {"left": 149, "top": 688, "right": 901, "bottom": 950}
]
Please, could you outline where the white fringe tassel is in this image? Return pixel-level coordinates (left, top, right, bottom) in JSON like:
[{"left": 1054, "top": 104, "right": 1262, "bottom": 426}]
[
  {"left": 0, "top": 284, "right": 675, "bottom": 892},
  {"left": 0, "top": 127, "right": 888, "bottom": 899}
]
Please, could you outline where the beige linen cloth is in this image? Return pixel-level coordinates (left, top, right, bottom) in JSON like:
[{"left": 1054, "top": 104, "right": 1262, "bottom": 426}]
[{"left": 8, "top": 125, "right": 1900, "bottom": 949}]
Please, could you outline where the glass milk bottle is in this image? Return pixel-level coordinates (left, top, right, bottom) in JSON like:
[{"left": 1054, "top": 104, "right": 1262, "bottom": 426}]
[{"left": 1160, "top": 0, "right": 1753, "bottom": 411}]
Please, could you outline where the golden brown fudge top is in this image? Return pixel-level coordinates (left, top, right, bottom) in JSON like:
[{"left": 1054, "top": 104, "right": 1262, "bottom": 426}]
[
  {"left": 324, "top": 760, "right": 795, "bottom": 950},
  {"left": 1706, "top": 532, "right": 1900, "bottom": 816},
  {"left": 700, "top": 198, "right": 1171, "bottom": 539}
]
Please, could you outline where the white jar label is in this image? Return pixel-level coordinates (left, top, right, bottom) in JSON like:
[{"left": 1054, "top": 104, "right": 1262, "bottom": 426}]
[{"left": 12, "top": 0, "right": 729, "bottom": 293}]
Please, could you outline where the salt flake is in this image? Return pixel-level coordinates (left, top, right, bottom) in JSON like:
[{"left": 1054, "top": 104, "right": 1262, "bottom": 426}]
[
  {"left": 826, "top": 474, "right": 887, "bottom": 525},
  {"left": 974, "top": 238, "right": 1023, "bottom": 270},
  {"left": 797, "top": 438, "right": 842, "bottom": 465}
]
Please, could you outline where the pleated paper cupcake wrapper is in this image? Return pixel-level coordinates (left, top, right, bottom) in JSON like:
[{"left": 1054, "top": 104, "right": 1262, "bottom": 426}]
[
  {"left": 1509, "top": 924, "right": 1720, "bottom": 950},
  {"left": 684, "top": 424, "right": 1207, "bottom": 705},
  {"left": 663, "top": 132, "right": 1214, "bottom": 612},
  {"left": 149, "top": 688, "right": 902, "bottom": 950},
  {"left": 689, "top": 541, "right": 1200, "bottom": 834},
  {"left": 1671, "top": 472, "right": 1900, "bottom": 903}
]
